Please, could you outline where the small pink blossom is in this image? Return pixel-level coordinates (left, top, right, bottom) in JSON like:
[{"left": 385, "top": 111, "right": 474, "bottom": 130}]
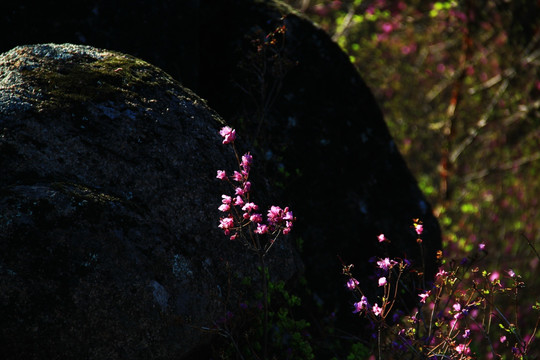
[
  {"left": 455, "top": 344, "right": 470, "bottom": 355},
  {"left": 490, "top": 271, "right": 500, "bottom": 282},
  {"left": 229, "top": 233, "right": 238, "bottom": 240},
  {"left": 241, "top": 153, "right": 253, "bottom": 170},
  {"left": 377, "top": 258, "right": 397, "bottom": 271},
  {"left": 216, "top": 170, "right": 227, "bottom": 180},
  {"left": 219, "top": 126, "right": 236, "bottom": 144},
  {"left": 232, "top": 170, "right": 244, "bottom": 182},
  {"left": 378, "top": 277, "right": 387, "bottom": 287},
  {"left": 235, "top": 187, "right": 245, "bottom": 195},
  {"left": 250, "top": 213, "right": 263, "bottom": 223},
  {"left": 353, "top": 296, "right": 368, "bottom": 313},
  {"left": 221, "top": 195, "right": 232, "bottom": 204},
  {"left": 500, "top": 335, "right": 506, "bottom": 343},
  {"left": 381, "top": 23, "right": 393, "bottom": 33},
  {"left": 218, "top": 203, "right": 230, "bottom": 212},
  {"left": 347, "top": 278, "right": 359, "bottom": 290},
  {"left": 267, "top": 206, "right": 284, "bottom": 223},
  {"left": 234, "top": 196, "right": 244, "bottom": 206},
  {"left": 436, "top": 268, "right": 448, "bottom": 278},
  {"left": 255, "top": 223, "right": 268, "bottom": 234},
  {"left": 418, "top": 291, "right": 430, "bottom": 303},
  {"left": 218, "top": 216, "right": 235, "bottom": 233},
  {"left": 283, "top": 223, "right": 293, "bottom": 234},
  {"left": 462, "top": 329, "right": 470, "bottom": 339},
  {"left": 414, "top": 224, "right": 423, "bottom": 235},
  {"left": 377, "top": 233, "right": 388, "bottom": 243},
  {"left": 242, "top": 202, "right": 258, "bottom": 212},
  {"left": 283, "top": 210, "right": 294, "bottom": 221},
  {"left": 507, "top": 269, "right": 516, "bottom": 278},
  {"left": 243, "top": 181, "right": 251, "bottom": 193},
  {"left": 372, "top": 303, "right": 383, "bottom": 316},
  {"left": 478, "top": 242, "right": 486, "bottom": 251}
]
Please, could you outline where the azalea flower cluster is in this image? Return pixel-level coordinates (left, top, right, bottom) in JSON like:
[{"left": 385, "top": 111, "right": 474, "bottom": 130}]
[
  {"left": 216, "top": 126, "right": 294, "bottom": 244},
  {"left": 348, "top": 257, "right": 406, "bottom": 319},
  {"left": 342, "top": 221, "right": 539, "bottom": 359}
]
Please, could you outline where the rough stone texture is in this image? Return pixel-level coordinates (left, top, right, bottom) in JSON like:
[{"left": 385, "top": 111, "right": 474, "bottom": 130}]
[
  {"left": 0, "top": 0, "right": 443, "bottom": 352},
  {"left": 0, "top": 44, "right": 301, "bottom": 359}
]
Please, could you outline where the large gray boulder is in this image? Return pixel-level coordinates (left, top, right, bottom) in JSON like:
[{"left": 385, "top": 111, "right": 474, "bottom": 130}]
[{"left": 0, "top": 43, "right": 301, "bottom": 359}]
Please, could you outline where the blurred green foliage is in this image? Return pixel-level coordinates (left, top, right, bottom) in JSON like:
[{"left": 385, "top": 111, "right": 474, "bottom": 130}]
[{"left": 285, "top": 0, "right": 540, "bottom": 357}]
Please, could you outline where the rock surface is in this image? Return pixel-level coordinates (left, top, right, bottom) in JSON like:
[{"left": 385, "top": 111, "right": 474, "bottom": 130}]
[{"left": 0, "top": 43, "right": 301, "bottom": 359}]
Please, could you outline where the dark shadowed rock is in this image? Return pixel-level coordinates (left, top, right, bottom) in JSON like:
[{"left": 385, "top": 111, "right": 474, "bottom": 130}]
[{"left": 0, "top": 43, "right": 301, "bottom": 359}]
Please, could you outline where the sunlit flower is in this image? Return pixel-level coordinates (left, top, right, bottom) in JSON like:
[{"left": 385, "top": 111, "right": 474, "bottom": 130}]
[
  {"left": 218, "top": 203, "right": 230, "bottom": 212},
  {"left": 455, "top": 343, "right": 470, "bottom": 355},
  {"left": 418, "top": 291, "right": 430, "bottom": 303},
  {"left": 353, "top": 296, "right": 368, "bottom": 314},
  {"left": 377, "top": 258, "right": 397, "bottom": 271},
  {"left": 347, "top": 278, "right": 359, "bottom": 290},
  {"left": 219, "top": 126, "right": 236, "bottom": 144},
  {"left": 216, "top": 170, "right": 227, "bottom": 179},
  {"left": 254, "top": 223, "right": 268, "bottom": 234},
  {"left": 372, "top": 303, "right": 383, "bottom": 316},
  {"left": 507, "top": 269, "right": 516, "bottom": 278},
  {"left": 378, "top": 277, "right": 387, "bottom": 287}
]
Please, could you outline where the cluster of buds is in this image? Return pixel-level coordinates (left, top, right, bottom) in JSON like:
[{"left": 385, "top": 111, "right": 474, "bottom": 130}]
[{"left": 216, "top": 126, "right": 295, "bottom": 242}]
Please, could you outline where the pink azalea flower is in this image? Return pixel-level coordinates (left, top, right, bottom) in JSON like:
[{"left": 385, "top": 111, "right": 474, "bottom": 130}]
[
  {"left": 455, "top": 344, "right": 470, "bottom": 355},
  {"left": 222, "top": 195, "right": 232, "bottom": 204},
  {"left": 500, "top": 335, "right": 506, "bottom": 343},
  {"left": 254, "top": 223, "right": 268, "bottom": 234},
  {"left": 219, "top": 216, "right": 235, "bottom": 233},
  {"left": 414, "top": 224, "right": 423, "bottom": 235},
  {"left": 229, "top": 233, "right": 238, "bottom": 240},
  {"left": 219, "top": 126, "right": 236, "bottom": 144},
  {"left": 242, "top": 202, "right": 258, "bottom": 212},
  {"left": 353, "top": 296, "right": 368, "bottom": 313},
  {"left": 235, "top": 187, "right": 245, "bottom": 195},
  {"left": 462, "top": 329, "right": 470, "bottom": 339},
  {"left": 241, "top": 153, "right": 253, "bottom": 170},
  {"left": 243, "top": 181, "right": 251, "bottom": 193},
  {"left": 381, "top": 23, "right": 393, "bottom": 33},
  {"left": 507, "top": 269, "right": 516, "bottom": 278},
  {"left": 377, "top": 258, "right": 397, "bottom": 271},
  {"left": 250, "top": 213, "right": 263, "bottom": 223},
  {"left": 377, "top": 233, "right": 388, "bottom": 243},
  {"left": 234, "top": 196, "right": 244, "bottom": 206},
  {"left": 267, "top": 206, "right": 284, "bottom": 224},
  {"left": 216, "top": 170, "right": 227, "bottom": 179},
  {"left": 232, "top": 171, "right": 244, "bottom": 182},
  {"left": 478, "top": 243, "right": 486, "bottom": 251},
  {"left": 347, "top": 278, "right": 359, "bottom": 290},
  {"left": 218, "top": 203, "right": 230, "bottom": 212},
  {"left": 378, "top": 277, "right": 387, "bottom": 287},
  {"left": 436, "top": 268, "right": 448, "bottom": 278},
  {"left": 372, "top": 303, "right": 383, "bottom": 316},
  {"left": 418, "top": 291, "right": 430, "bottom": 303},
  {"left": 283, "top": 210, "right": 294, "bottom": 221}
]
